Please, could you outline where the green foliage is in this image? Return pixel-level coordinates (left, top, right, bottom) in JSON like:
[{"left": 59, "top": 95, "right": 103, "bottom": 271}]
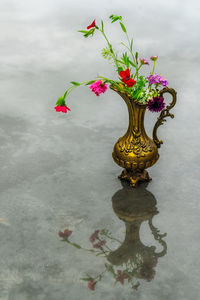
[
  {"left": 130, "top": 39, "right": 133, "bottom": 51},
  {"left": 131, "top": 76, "right": 149, "bottom": 100},
  {"left": 128, "top": 58, "right": 136, "bottom": 68},
  {"left": 56, "top": 96, "right": 65, "bottom": 106},
  {"left": 121, "top": 52, "right": 130, "bottom": 68},
  {"left": 109, "top": 14, "right": 122, "bottom": 23},
  {"left": 117, "top": 66, "right": 124, "bottom": 73},
  {"left": 120, "top": 22, "right": 127, "bottom": 33},
  {"left": 78, "top": 28, "right": 95, "bottom": 38},
  {"left": 70, "top": 81, "right": 80, "bottom": 86},
  {"left": 101, "top": 47, "right": 113, "bottom": 61}
]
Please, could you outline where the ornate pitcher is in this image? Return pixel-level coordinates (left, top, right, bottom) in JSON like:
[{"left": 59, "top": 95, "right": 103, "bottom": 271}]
[{"left": 110, "top": 85, "right": 177, "bottom": 187}]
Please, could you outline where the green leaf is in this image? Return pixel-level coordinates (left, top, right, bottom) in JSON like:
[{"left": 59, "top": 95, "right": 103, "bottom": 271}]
[
  {"left": 128, "top": 59, "right": 136, "bottom": 68},
  {"left": 109, "top": 14, "right": 122, "bottom": 23},
  {"left": 117, "top": 66, "right": 123, "bottom": 73},
  {"left": 101, "top": 20, "right": 104, "bottom": 31},
  {"left": 56, "top": 96, "right": 65, "bottom": 106},
  {"left": 70, "top": 81, "right": 80, "bottom": 86},
  {"left": 78, "top": 30, "right": 88, "bottom": 34},
  {"left": 130, "top": 39, "right": 133, "bottom": 51},
  {"left": 79, "top": 28, "right": 95, "bottom": 38},
  {"left": 120, "top": 22, "right": 127, "bottom": 33}
]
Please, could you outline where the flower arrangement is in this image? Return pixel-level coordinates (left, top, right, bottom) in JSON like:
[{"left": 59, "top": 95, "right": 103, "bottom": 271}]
[
  {"left": 54, "top": 14, "right": 169, "bottom": 114},
  {"left": 58, "top": 227, "right": 165, "bottom": 291}
]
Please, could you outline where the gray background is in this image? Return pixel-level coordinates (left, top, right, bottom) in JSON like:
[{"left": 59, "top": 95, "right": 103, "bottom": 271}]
[{"left": 0, "top": 0, "right": 199, "bottom": 299}]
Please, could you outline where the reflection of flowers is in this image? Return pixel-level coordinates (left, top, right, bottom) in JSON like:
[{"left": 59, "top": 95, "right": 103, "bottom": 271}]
[
  {"left": 93, "top": 240, "right": 106, "bottom": 249},
  {"left": 58, "top": 229, "right": 72, "bottom": 239},
  {"left": 116, "top": 270, "right": 130, "bottom": 285},
  {"left": 89, "top": 230, "right": 100, "bottom": 243},
  {"left": 139, "top": 259, "right": 157, "bottom": 282},
  {"left": 58, "top": 227, "right": 166, "bottom": 292},
  {"left": 88, "top": 279, "right": 96, "bottom": 290}
]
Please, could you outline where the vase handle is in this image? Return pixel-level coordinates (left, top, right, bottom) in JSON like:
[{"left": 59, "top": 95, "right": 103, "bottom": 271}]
[{"left": 153, "top": 87, "right": 177, "bottom": 148}]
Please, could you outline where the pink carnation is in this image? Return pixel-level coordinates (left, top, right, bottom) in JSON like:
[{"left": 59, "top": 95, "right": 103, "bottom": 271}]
[{"left": 89, "top": 81, "right": 108, "bottom": 96}]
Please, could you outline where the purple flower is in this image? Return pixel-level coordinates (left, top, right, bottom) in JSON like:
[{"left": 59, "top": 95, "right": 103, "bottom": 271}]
[
  {"left": 140, "top": 58, "right": 149, "bottom": 65},
  {"left": 147, "top": 96, "right": 166, "bottom": 113},
  {"left": 147, "top": 74, "right": 168, "bottom": 86},
  {"left": 115, "top": 270, "right": 129, "bottom": 285}
]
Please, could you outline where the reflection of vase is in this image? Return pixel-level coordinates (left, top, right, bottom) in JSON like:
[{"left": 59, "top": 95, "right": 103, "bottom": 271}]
[
  {"left": 110, "top": 85, "right": 177, "bottom": 187},
  {"left": 107, "top": 182, "right": 167, "bottom": 282}
]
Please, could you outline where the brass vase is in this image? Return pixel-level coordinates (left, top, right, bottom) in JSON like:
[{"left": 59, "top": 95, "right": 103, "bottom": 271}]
[{"left": 110, "top": 85, "right": 177, "bottom": 187}]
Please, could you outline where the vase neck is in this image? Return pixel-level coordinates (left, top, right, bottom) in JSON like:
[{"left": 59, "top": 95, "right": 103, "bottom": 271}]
[{"left": 128, "top": 101, "right": 146, "bottom": 133}]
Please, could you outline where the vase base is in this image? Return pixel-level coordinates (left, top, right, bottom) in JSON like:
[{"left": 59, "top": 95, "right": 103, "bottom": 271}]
[{"left": 119, "top": 169, "right": 152, "bottom": 188}]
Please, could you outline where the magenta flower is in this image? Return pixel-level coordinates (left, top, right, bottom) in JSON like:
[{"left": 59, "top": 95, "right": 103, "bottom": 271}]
[
  {"left": 140, "top": 58, "right": 149, "bottom": 65},
  {"left": 147, "top": 96, "right": 166, "bottom": 112},
  {"left": 150, "top": 56, "right": 158, "bottom": 61},
  {"left": 58, "top": 229, "right": 72, "bottom": 239},
  {"left": 89, "top": 80, "right": 108, "bottom": 96},
  {"left": 115, "top": 270, "right": 129, "bottom": 285},
  {"left": 89, "top": 230, "right": 100, "bottom": 243},
  {"left": 147, "top": 74, "right": 168, "bottom": 86}
]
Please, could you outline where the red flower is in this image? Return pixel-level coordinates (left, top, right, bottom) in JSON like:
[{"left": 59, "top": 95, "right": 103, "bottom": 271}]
[
  {"left": 87, "top": 20, "right": 96, "bottom": 30},
  {"left": 88, "top": 279, "right": 96, "bottom": 291},
  {"left": 115, "top": 270, "right": 129, "bottom": 285},
  {"left": 120, "top": 69, "right": 136, "bottom": 87},
  {"left": 54, "top": 105, "right": 71, "bottom": 113},
  {"left": 58, "top": 229, "right": 72, "bottom": 239}
]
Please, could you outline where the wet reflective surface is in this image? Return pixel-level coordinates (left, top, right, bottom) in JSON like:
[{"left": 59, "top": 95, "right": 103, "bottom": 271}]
[{"left": 0, "top": 0, "right": 200, "bottom": 299}]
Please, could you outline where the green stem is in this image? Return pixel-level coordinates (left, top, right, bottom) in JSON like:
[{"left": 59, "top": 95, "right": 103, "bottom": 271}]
[
  {"left": 101, "top": 233, "right": 122, "bottom": 244},
  {"left": 120, "top": 20, "right": 138, "bottom": 77},
  {"left": 64, "top": 239, "right": 99, "bottom": 254},
  {"left": 134, "top": 63, "right": 142, "bottom": 79},
  {"left": 125, "top": 31, "right": 136, "bottom": 65},
  {"left": 151, "top": 61, "right": 156, "bottom": 74},
  {"left": 97, "top": 27, "right": 119, "bottom": 72}
]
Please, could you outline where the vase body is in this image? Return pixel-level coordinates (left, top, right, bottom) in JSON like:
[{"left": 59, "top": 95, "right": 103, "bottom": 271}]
[
  {"left": 110, "top": 85, "right": 177, "bottom": 187},
  {"left": 112, "top": 90, "right": 159, "bottom": 173}
]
